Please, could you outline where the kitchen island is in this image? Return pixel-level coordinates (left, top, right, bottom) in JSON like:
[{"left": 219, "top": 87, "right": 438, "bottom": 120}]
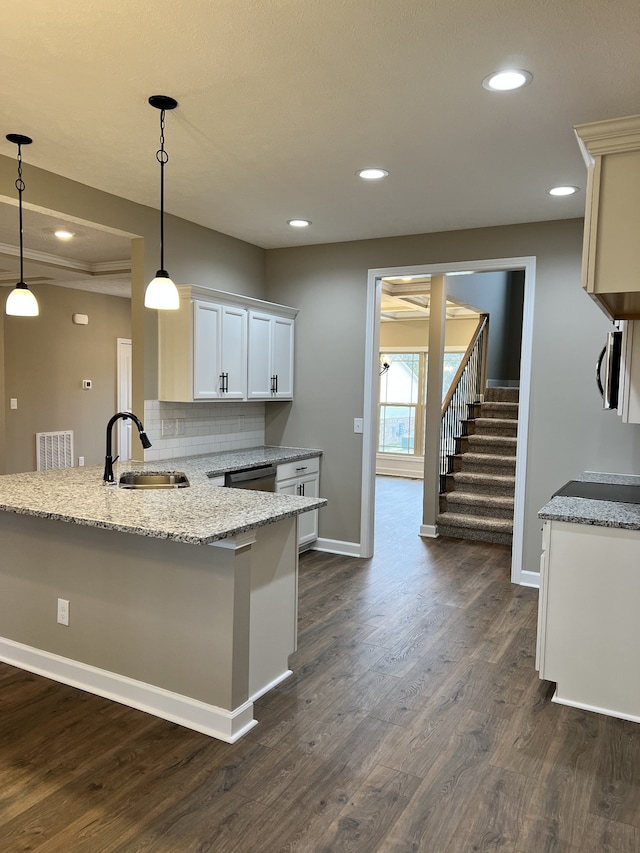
[
  {"left": 0, "top": 451, "right": 326, "bottom": 742},
  {"left": 537, "top": 471, "right": 640, "bottom": 724}
]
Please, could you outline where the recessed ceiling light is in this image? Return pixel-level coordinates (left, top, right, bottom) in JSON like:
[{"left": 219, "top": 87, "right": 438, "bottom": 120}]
[
  {"left": 357, "top": 168, "right": 389, "bottom": 180},
  {"left": 548, "top": 186, "right": 579, "bottom": 197},
  {"left": 54, "top": 229, "right": 75, "bottom": 240},
  {"left": 287, "top": 219, "right": 311, "bottom": 228},
  {"left": 482, "top": 69, "right": 533, "bottom": 91}
]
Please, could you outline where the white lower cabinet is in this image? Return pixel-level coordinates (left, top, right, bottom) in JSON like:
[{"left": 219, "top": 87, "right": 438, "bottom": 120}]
[
  {"left": 536, "top": 519, "right": 640, "bottom": 723},
  {"left": 276, "top": 456, "right": 320, "bottom": 550}
]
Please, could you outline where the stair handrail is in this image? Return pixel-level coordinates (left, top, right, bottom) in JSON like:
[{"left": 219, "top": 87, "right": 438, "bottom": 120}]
[{"left": 440, "top": 314, "right": 489, "bottom": 492}]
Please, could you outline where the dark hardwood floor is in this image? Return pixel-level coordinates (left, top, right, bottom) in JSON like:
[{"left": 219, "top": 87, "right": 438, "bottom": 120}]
[{"left": 1, "top": 475, "right": 639, "bottom": 851}]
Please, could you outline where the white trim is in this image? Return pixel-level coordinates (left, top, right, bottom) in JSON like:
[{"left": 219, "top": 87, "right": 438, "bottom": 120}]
[
  {"left": 314, "top": 537, "right": 362, "bottom": 557},
  {"left": 360, "top": 279, "right": 381, "bottom": 559},
  {"left": 248, "top": 670, "right": 292, "bottom": 703},
  {"left": 519, "top": 570, "right": 540, "bottom": 589},
  {"left": 510, "top": 257, "right": 536, "bottom": 585},
  {"left": 0, "top": 242, "right": 130, "bottom": 275},
  {"left": 211, "top": 530, "right": 257, "bottom": 550},
  {"left": 0, "top": 637, "right": 257, "bottom": 743},
  {"left": 419, "top": 524, "right": 439, "bottom": 538},
  {"left": 362, "top": 257, "right": 537, "bottom": 586},
  {"left": 551, "top": 688, "right": 640, "bottom": 725},
  {"left": 376, "top": 455, "right": 424, "bottom": 479}
]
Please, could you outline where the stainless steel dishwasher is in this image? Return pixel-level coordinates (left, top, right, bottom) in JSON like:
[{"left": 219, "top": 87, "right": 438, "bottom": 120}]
[{"left": 224, "top": 464, "right": 276, "bottom": 492}]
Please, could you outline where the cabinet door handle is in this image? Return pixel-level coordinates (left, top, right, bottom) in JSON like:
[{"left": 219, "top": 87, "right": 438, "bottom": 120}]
[
  {"left": 224, "top": 372, "right": 229, "bottom": 393},
  {"left": 295, "top": 466, "right": 307, "bottom": 472},
  {"left": 219, "top": 373, "right": 225, "bottom": 393},
  {"left": 274, "top": 374, "right": 278, "bottom": 393},
  {"left": 301, "top": 482, "right": 305, "bottom": 496}
]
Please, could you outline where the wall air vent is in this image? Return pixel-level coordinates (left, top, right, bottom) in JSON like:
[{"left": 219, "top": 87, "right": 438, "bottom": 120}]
[{"left": 36, "top": 430, "right": 74, "bottom": 471}]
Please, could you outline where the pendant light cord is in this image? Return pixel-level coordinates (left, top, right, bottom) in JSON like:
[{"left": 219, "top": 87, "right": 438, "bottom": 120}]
[
  {"left": 157, "top": 109, "right": 169, "bottom": 272},
  {"left": 16, "top": 143, "right": 25, "bottom": 284}
]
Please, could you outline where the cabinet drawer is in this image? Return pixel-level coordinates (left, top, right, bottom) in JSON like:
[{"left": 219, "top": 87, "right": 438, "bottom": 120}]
[{"left": 277, "top": 456, "right": 320, "bottom": 482}]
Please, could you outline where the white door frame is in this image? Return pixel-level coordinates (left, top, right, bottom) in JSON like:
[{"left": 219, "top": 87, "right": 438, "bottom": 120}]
[
  {"left": 361, "top": 256, "right": 537, "bottom": 586},
  {"left": 117, "top": 338, "right": 133, "bottom": 461}
]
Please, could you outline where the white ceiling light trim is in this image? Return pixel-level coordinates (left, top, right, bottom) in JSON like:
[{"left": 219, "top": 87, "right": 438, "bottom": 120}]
[
  {"left": 548, "top": 185, "right": 579, "bottom": 196},
  {"left": 482, "top": 69, "right": 533, "bottom": 91},
  {"left": 357, "top": 168, "right": 389, "bottom": 180}
]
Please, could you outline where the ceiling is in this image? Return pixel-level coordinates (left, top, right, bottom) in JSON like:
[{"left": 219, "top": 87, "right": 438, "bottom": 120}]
[
  {"left": 380, "top": 277, "right": 480, "bottom": 322},
  {"left": 1, "top": 0, "right": 639, "bottom": 265}
]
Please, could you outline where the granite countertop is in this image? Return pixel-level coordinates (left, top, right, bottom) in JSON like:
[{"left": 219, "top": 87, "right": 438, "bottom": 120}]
[
  {"left": 0, "top": 447, "right": 326, "bottom": 546},
  {"left": 539, "top": 471, "right": 640, "bottom": 530},
  {"left": 161, "top": 445, "right": 323, "bottom": 478}
]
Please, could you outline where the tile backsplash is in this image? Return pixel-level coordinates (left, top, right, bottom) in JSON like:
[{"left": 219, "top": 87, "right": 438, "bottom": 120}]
[{"left": 143, "top": 400, "right": 265, "bottom": 462}]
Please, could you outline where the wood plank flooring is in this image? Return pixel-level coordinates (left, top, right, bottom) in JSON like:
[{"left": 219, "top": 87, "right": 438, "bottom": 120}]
[{"left": 1, "top": 475, "right": 639, "bottom": 851}]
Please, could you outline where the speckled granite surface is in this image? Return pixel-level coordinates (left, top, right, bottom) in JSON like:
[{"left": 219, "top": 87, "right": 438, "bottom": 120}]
[
  {"left": 0, "top": 447, "right": 325, "bottom": 546},
  {"left": 539, "top": 471, "right": 640, "bottom": 530}
]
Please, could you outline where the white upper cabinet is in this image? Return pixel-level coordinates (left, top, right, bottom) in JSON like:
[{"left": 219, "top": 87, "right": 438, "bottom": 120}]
[
  {"left": 158, "top": 286, "right": 297, "bottom": 403},
  {"left": 575, "top": 114, "right": 640, "bottom": 320},
  {"left": 247, "top": 311, "right": 295, "bottom": 400},
  {"left": 192, "top": 302, "right": 247, "bottom": 400}
]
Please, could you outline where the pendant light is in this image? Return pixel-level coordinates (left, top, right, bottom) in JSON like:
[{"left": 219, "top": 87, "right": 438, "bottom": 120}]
[
  {"left": 144, "top": 95, "right": 180, "bottom": 310},
  {"left": 5, "top": 134, "right": 39, "bottom": 317}
]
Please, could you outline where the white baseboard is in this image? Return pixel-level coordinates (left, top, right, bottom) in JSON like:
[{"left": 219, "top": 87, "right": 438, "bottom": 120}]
[
  {"left": 313, "top": 538, "right": 363, "bottom": 557},
  {"left": 248, "top": 670, "right": 292, "bottom": 703},
  {"left": 419, "top": 524, "right": 439, "bottom": 538},
  {"left": 518, "top": 570, "right": 540, "bottom": 589},
  {"left": 552, "top": 687, "right": 640, "bottom": 725},
  {"left": 0, "top": 637, "right": 257, "bottom": 743}
]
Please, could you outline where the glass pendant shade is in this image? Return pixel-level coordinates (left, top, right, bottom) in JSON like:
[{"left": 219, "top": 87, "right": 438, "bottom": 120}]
[
  {"left": 144, "top": 270, "right": 180, "bottom": 310},
  {"left": 6, "top": 283, "right": 39, "bottom": 316}
]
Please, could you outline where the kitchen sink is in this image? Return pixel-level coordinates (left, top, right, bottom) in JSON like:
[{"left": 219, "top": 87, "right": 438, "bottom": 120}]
[{"left": 118, "top": 472, "right": 190, "bottom": 489}]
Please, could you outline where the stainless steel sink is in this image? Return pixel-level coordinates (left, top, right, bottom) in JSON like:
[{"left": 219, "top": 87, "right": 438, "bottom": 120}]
[{"left": 118, "top": 472, "right": 190, "bottom": 489}]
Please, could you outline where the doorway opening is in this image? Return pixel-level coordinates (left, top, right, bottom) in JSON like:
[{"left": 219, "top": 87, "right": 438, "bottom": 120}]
[{"left": 361, "top": 256, "right": 537, "bottom": 586}]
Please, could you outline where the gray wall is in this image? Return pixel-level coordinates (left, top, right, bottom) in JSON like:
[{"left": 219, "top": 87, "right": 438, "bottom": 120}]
[
  {"left": 0, "top": 154, "right": 266, "bottom": 472},
  {"left": 4, "top": 285, "right": 131, "bottom": 473},
  {"left": 264, "top": 219, "right": 640, "bottom": 575},
  {"left": 447, "top": 270, "right": 524, "bottom": 385}
]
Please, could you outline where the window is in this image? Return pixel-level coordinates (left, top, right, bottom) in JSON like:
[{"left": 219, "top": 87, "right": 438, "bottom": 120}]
[{"left": 378, "top": 350, "right": 464, "bottom": 457}]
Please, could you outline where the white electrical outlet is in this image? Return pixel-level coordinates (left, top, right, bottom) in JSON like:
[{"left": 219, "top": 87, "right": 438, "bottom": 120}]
[
  {"left": 78, "top": 456, "right": 85, "bottom": 467},
  {"left": 354, "top": 418, "right": 364, "bottom": 434},
  {"left": 175, "top": 418, "right": 185, "bottom": 436},
  {"left": 10, "top": 398, "right": 17, "bottom": 410},
  {"left": 57, "top": 598, "right": 70, "bottom": 626}
]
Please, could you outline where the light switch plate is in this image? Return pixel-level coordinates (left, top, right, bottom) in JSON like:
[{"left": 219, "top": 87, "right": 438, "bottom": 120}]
[{"left": 354, "top": 418, "right": 364, "bottom": 434}]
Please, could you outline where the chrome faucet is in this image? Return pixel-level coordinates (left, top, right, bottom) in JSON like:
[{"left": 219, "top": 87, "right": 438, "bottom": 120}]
[{"left": 103, "top": 411, "right": 152, "bottom": 483}]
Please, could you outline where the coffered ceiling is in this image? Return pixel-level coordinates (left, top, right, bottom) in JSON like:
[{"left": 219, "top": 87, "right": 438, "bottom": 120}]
[{"left": 1, "top": 0, "right": 639, "bottom": 263}]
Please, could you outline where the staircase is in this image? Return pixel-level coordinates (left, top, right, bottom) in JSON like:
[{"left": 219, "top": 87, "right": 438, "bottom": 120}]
[{"left": 437, "top": 386, "right": 518, "bottom": 547}]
